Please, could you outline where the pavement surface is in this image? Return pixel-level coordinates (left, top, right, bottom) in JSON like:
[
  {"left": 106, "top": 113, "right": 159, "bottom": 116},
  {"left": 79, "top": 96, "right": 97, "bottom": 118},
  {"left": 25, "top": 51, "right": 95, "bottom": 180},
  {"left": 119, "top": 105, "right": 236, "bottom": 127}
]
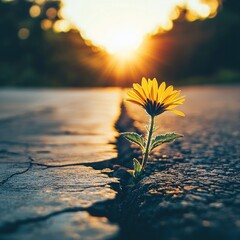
[
  {"left": 120, "top": 86, "right": 240, "bottom": 240},
  {"left": 0, "top": 86, "right": 239, "bottom": 240},
  {"left": 0, "top": 89, "right": 121, "bottom": 240}
]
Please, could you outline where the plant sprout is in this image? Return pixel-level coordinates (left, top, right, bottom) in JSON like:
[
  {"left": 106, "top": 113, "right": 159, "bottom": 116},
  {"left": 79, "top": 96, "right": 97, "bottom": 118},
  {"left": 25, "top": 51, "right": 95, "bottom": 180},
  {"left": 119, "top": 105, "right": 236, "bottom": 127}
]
[{"left": 121, "top": 78, "right": 185, "bottom": 179}]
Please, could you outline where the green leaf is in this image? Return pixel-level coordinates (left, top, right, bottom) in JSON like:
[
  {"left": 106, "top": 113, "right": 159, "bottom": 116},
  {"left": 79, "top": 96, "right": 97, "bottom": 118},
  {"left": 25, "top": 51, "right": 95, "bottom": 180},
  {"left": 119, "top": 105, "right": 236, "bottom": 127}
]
[
  {"left": 120, "top": 132, "right": 145, "bottom": 150},
  {"left": 145, "top": 125, "right": 159, "bottom": 133},
  {"left": 133, "top": 158, "right": 143, "bottom": 178},
  {"left": 150, "top": 133, "right": 183, "bottom": 151},
  {"left": 145, "top": 125, "right": 150, "bottom": 132},
  {"left": 127, "top": 169, "right": 135, "bottom": 177},
  {"left": 152, "top": 125, "right": 159, "bottom": 132}
]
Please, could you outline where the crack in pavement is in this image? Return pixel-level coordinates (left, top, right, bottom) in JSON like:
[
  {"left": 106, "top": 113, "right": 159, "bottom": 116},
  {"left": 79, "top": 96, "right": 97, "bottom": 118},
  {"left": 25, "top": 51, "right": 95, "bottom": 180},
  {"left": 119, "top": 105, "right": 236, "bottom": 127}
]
[
  {"left": 0, "top": 154, "right": 116, "bottom": 185},
  {"left": 0, "top": 157, "right": 34, "bottom": 186},
  {"left": 31, "top": 157, "right": 117, "bottom": 170},
  {"left": 0, "top": 154, "right": 119, "bottom": 234},
  {"left": 0, "top": 199, "right": 116, "bottom": 235},
  {"left": 0, "top": 102, "right": 129, "bottom": 238},
  {"left": 0, "top": 206, "right": 85, "bottom": 234},
  {"left": 32, "top": 161, "right": 85, "bottom": 169}
]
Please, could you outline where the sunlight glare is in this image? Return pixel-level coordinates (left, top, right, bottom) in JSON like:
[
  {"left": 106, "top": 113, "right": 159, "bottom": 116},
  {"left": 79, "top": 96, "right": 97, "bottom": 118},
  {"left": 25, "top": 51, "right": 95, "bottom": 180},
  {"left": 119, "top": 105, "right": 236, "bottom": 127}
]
[
  {"left": 103, "top": 28, "right": 142, "bottom": 56},
  {"left": 61, "top": 0, "right": 220, "bottom": 57},
  {"left": 29, "top": 5, "right": 41, "bottom": 18}
]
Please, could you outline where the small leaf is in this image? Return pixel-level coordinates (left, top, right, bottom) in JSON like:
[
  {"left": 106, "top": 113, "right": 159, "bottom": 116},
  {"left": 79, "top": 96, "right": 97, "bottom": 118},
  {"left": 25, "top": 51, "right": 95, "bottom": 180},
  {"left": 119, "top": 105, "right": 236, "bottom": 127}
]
[
  {"left": 133, "top": 158, "right": 142, "bottom": 173},
  {"left": 152, "top": 125, "right": 159, "bottom": 132},
  {"left": 127, "top": 169, "right": 135, "bottom": 177},
  {"left": 133, "top": 158, "right": 143, "bottom": 178},
  {"left": 145, "top": 125, "right": 150, "bottom": 132},
  {"left": 145, "top": 125, "right": 159, "bottom": 132},
  {"left": 145, "top": 125, "right": 159, "bottom": 133},
  {"left": 151, "top": 133, "right": 183, "bottom": 151},
  {"left": 120, "top": 132, "right": 145, "bottom": 150}
]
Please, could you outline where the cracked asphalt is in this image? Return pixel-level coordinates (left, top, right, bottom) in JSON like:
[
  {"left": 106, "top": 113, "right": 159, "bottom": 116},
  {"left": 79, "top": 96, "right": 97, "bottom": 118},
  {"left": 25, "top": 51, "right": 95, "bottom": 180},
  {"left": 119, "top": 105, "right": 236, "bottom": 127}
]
[
  {"left": 0, "top": 89, "right": 121, "bottom": 240},
  {"left": 0, "top": 86, "right": 239, "bottom": 240},
  {"left": 119, "top": 86, "right": 240, "bottom": 240}
]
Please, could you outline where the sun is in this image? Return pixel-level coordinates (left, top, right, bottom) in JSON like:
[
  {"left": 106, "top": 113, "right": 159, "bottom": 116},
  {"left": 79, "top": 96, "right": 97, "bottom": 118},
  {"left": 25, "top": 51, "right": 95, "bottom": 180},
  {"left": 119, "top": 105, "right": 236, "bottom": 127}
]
[
  {"left": 103, "top": 28, "right": 143, "bottom": 58},
  {"left": 61, "top": 0, "right": 220, "bottom": 59}
]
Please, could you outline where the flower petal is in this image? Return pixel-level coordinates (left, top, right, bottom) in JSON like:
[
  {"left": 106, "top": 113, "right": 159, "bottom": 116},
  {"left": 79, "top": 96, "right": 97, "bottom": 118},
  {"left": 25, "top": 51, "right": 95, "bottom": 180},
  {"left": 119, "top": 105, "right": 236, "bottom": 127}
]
[
  {"left": 172, "top": 96, "right": 185, "bottom": 105},
  {"left": 151, "top": 78, "right": 158, "bottom": 101},
  {"left": 133, "top": 89, "right": 147, "bottom": 104},
  {"left": 141, "top": 77, "right": 149, "bottom": 98},
  {"left": 163, "top": 90, "right": 181, "bottom": 105},
  {"left": 165, "top": 104, "right": 179, "bottom": 110},
  {"left": 133, "top": 83, "right": 147, "bottom": 100},
  {"left": 160, "top": 85, "right": 173, "bottom": 103},
  {"left": 126, "top": 98, "right": 145, "bottom": 107},
  {"left": 127, "top": 90, "right": 145, "bottom": 105},
  {"left": 158, "top": 82, "right": 166, "bottom": 102},
  {"left": 147, "top": 79, "right": 153, "bottom": 99},
  {"left": 170, "top": 109, "right": 185, "bottom": 117},
  {"left": 127, "top": 78, "right": 186, "bottom": 117}
]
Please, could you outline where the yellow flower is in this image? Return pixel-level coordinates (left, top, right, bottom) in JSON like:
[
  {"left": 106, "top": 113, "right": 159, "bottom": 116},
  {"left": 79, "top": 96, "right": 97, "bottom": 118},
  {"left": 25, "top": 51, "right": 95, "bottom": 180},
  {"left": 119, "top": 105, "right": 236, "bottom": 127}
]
[{"left": 126, "top": 77, "right": 185, "bottom": 117}]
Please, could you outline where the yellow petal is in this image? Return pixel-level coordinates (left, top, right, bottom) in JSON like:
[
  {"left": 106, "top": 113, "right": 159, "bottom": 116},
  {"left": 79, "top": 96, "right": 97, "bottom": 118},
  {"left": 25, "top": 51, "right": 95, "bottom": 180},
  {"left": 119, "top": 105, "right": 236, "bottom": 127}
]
[
  {"left": 170, "top": 109, "right": 185, "bottom": 117},
  {"left": 173, "top": 100, "right": 185, "bottom": 105},
  {"left": 163, "top": 90, "right": 181, "bottom": 105},
  {"left": 127, "top": 90, "right": 145, "bottom": 105},
  {"left": 133, "top": 89, "right": 147, "bottom": 103},
  {"left": 147, "top": 79, "right": 153, "bottom": 99},
  {"left": 165, "top": 104, "right": 179, "bottom": 110},
  {"left": 172, "top": 96, "right": 185, "bottom": 104},
  {"left": 141, "top": 77, "right": 149, "bottom": 98},
  {"left": 151, "top": 78, "right": 158, "bottom": 101},
  {"left": 158, "top": 82, "right": 166, "bottom": 102},
  {"left": 160, "top": 85, "right": 173, "bottom": 103},
  {"left": 133, "top": 83, "right": 147, "bottom": 100},
  {"left": 164, "top": 101, "right": 184, "bottom": 109},
  {"left": 126, "top": 98, "right": 145, "bottom": 107}
]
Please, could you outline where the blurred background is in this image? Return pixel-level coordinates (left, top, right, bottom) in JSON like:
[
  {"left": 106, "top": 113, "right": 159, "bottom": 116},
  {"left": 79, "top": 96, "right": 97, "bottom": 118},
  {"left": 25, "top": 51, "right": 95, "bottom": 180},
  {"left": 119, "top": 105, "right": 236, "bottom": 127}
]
[{"left": 0, "top": 0, "right": 240, "bottom": 87}]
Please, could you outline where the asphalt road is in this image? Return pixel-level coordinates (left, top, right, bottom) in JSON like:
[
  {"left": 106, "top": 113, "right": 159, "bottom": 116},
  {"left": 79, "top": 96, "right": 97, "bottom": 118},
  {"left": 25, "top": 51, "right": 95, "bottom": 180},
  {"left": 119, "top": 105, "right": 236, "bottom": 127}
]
[
  {"left": 0, "top": 89, "right": 121, "bottom": 240},
  {"left": 120, "top": 85, "right": 240, "bottom": 240},
  {"left": 0, "top": 86, "right": 239, "bottom": 240}
]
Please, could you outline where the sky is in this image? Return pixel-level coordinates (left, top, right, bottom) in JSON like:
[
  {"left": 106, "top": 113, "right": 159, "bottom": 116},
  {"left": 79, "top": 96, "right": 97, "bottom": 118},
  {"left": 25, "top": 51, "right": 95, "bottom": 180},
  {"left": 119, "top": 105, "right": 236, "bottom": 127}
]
[{"left": 61, "top": 0, "right": 220, "bottom": 55}]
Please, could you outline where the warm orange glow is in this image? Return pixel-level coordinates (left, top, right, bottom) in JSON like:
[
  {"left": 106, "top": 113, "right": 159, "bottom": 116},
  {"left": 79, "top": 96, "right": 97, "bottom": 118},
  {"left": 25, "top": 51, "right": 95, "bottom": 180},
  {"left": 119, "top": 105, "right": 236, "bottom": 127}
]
[
  {"left": 170, "top": 8, "right": 181, "bottom": 20},
  {"left": 29, "top": 5, "right": 41, "bottom": 18},
  {"left": 53, "top": 20, "right": 71, "bottom": 33},
  {"left": 58, "top": 0, "right": 221, "bottom": 84},
  {"left": 18, "top": 28, "right": 30, "bottom": 40},
  {"left": 61, "top": 0, "right": 221, "bottom": 58},
  {"left": 103, "top": 29, "right": 142, "bottom": 56},
  {"left": 46, "top": 7, "right": 57, "bottom": 20},
  {"left": 41, "top": 19, "right": 52, "bottom": 30},
  {"left": 101, "top": 46, "right": 157, "bottom": 86},
  {"left": 35, "top": 0, "right": 45, "bottom": 5}
]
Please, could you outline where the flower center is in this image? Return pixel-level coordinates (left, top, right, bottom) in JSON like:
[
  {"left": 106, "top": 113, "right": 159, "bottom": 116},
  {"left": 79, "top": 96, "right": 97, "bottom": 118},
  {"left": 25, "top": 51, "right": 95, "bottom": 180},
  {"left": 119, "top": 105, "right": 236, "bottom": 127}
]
[{"left": 145, "top": 100, "right": 165, "bottom": 116}]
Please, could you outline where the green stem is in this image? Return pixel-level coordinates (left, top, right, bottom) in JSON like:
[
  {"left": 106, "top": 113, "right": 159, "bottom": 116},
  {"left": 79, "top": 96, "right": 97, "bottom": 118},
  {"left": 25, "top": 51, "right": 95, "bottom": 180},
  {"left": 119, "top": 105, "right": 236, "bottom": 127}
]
[{"left": 142, "top": 115, "right": 155, "bottom": 169}]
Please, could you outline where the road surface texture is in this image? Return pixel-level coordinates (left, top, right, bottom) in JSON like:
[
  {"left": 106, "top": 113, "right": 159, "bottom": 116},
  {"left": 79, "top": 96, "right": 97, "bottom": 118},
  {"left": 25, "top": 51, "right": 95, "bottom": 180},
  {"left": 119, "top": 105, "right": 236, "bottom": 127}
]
[
  {"left": 118, "top": 86, "right": 240, "bottom": 240},
  {"left": 0, "top": 86, "right": 239, "bottom": 240},
  {"left": 0, "top": 89, "right": 121, "bottom": 240}
]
